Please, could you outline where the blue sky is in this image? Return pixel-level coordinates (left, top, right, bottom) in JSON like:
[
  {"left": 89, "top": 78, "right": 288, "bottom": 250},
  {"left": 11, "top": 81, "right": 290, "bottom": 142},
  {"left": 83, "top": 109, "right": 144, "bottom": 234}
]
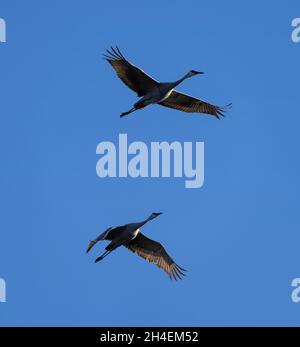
[{"left": 0, "top": 0, "right": 300, "bottom": 326}]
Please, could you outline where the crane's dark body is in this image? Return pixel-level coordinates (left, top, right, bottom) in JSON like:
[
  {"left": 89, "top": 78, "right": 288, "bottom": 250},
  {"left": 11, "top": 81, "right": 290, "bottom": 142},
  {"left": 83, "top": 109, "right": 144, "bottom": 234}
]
[
  {"left": 86, "top": 213, "right": 186, "bottom": 280},
  {"left": 104, "top": 46, "right": 230, "bottom": 118}
]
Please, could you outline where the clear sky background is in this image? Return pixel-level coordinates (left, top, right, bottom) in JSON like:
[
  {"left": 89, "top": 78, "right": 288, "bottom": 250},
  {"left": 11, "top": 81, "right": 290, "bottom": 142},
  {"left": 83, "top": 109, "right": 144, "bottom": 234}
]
[{"left": 0, "top": 0, "right": 300, "bottom": 326}]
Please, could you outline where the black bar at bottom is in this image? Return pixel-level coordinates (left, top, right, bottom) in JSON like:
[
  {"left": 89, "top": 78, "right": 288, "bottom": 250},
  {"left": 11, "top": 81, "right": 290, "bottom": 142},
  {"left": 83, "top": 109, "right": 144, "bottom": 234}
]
[{"left": 0, "top": 327, "right": 298, "bottom": 345}]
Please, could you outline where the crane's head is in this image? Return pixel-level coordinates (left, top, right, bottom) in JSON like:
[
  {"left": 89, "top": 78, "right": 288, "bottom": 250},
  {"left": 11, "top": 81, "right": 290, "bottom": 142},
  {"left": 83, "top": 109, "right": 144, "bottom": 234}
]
[
  {"left": 149, "top": 212, "right": 163, "bottom": 220},
  {"left": 186, "top": 70, "right": 204, "bottom": 78}
]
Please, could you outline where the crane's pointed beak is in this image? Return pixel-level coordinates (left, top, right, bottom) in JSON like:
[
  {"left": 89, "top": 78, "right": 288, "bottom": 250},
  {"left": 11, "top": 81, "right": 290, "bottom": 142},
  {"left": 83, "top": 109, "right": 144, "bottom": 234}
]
[
  {"left": 196, "top": 71, "right": 204, "bottom": 75},
  {"left": 86, "top": 240, "right": 97, "bottom": 253}
]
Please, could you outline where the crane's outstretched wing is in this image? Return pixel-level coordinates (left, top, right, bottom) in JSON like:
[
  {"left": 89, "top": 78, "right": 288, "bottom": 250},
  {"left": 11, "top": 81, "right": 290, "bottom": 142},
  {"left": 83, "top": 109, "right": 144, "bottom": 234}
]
[
  {"left": 104, "top": 46, "right": 159, "bottom": 97},
  {"left": 125, "top": 233, "right": 186, "bottom": 280},
  {"left": 159, "top": 90, "right": 231, "bottom": 119}
]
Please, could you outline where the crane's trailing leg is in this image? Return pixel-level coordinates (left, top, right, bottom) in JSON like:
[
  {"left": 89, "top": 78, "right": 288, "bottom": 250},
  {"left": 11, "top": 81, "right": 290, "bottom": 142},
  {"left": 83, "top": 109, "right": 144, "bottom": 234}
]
[
  {"left": 120, "top": 107, "right": 137, "bottom": 117},
  {"left": 95, "top": 250, "right": 111, "bottom": 263}
]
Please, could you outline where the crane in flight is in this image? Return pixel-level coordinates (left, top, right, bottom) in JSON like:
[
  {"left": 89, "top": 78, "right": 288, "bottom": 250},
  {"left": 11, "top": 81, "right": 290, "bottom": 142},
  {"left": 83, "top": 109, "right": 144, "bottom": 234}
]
[
  {"left": 86, "top": 212, "right": 186, "bottom": 280},
  {"left": 104, "top": 46, "right": 230, "bottom": 118}
]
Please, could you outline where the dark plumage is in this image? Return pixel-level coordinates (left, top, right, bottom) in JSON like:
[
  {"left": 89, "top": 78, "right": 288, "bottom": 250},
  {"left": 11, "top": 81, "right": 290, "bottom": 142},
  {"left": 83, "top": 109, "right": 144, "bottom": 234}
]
[
  {"left": 104, "top": 47, "right": 159, "bottom": 97},
  {"left": 159, "top": 91, "right": 230, "bottom": 119},
  {"left": 86, "top": 213, "right": 186, "bottom": 280},
  {"left": 104, "top": 46, "right": 231, "bottom": 118},
  {"left": 126, "top": 233, "right": 186, "bottom": 280}
]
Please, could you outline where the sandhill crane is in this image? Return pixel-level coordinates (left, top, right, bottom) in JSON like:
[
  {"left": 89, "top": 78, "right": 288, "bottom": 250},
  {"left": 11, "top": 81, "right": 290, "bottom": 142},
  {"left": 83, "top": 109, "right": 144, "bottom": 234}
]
[
  {"left": 86, "top": 212, "right": 186, "bottom": 280},
  {"left": 104, "top": 46, "right": 230, "bottom": 118}
]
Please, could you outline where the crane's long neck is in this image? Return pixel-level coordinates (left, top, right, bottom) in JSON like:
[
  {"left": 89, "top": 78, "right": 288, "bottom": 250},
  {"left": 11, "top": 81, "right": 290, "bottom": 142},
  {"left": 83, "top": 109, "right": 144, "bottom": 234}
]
[
  {"left": 170, "top": 73, "right": 190, "bottom": 89},
  {"left": 137, "top": 215, "right": 153, "bottom": 228}
]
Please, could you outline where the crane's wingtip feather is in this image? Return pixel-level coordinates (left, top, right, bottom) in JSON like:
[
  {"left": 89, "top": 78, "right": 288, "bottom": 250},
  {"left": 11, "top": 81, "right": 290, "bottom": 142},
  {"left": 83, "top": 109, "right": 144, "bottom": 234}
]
[
  {"left": 215, "top": 103, "right": 232, "bottom": 119},
  {"left": 173, "top": 268, "right": 182, "bottom": 280},
  {"left": 177, "top": 265, "right": 187, "bottom": 272}
]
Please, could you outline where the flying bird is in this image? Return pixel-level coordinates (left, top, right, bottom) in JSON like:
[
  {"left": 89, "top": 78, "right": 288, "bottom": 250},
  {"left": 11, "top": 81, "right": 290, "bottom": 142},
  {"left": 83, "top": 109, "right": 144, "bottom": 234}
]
[
  {"left": 104, "top": 46, "right": 230, "bottom": 118},
  {"left": 86, "top": 212, "right": 186, "bottom": 280}
]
